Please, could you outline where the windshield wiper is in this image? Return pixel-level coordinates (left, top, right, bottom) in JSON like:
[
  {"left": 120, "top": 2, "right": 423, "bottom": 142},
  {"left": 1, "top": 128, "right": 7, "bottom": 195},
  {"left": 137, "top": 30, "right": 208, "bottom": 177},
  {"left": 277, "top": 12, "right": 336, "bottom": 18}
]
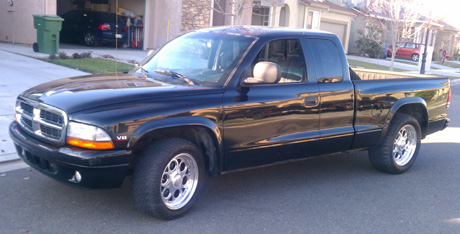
[
  {"left": 153, "top": 70, "right": 195, "bottom": 86},
  {"left": 135, "top": 64, "right": 149, "bottom": 78}
]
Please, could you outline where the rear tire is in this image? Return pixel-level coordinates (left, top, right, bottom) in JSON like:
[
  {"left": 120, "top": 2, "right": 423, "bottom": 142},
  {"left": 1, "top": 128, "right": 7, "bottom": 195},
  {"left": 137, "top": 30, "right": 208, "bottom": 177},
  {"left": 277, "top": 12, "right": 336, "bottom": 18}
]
[
  {"left": 132, "top": 138, "right": 205, "bottom": 220},
  {"left": 411, "top": 53, "right": 419, "bottom": 62},
  {"left": 368, "top": 113, "right": 421, "bottom": 174}
]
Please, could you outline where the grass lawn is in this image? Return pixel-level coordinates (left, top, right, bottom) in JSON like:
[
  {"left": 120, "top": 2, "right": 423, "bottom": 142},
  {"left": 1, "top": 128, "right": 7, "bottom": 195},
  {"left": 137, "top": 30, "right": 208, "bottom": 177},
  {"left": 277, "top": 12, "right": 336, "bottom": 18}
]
[
  {"left": 49, "top": 58, "right": 135, "bottom": 74},
  {"left": 435, "top": 61, "right": 460, "bottom": 69},
  {"left": 348, "top": 59, "right": 408, "bottom": 72},
  {"left": 388, "top": 58, "right": 417, "bottom": 65}
]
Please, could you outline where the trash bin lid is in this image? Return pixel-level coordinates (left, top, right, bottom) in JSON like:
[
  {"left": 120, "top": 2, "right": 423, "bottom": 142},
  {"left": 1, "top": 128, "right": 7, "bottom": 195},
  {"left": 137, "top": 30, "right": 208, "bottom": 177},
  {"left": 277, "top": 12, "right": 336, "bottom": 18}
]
[{"left": 33, "top": 14, "right": 64, "bottom": 21}]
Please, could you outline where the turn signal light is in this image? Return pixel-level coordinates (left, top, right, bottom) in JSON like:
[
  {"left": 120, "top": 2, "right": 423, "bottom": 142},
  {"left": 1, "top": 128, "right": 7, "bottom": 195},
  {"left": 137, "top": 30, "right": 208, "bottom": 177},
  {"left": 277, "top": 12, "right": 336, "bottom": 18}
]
[{"left": 67, "top": 137, "right": 114, "bottom": 150}]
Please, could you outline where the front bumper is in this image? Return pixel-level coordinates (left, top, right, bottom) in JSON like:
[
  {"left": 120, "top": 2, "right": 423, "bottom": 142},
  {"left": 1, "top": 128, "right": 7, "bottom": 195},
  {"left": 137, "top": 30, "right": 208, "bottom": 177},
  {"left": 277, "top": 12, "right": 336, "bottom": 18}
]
[{"left": 9, "top": 122, "right": 132, "bottom": 189}]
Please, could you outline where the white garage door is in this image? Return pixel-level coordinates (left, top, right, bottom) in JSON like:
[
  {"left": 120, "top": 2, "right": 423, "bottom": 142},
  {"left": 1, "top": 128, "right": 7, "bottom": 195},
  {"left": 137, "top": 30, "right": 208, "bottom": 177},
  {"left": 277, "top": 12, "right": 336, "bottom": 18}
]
[{"left": 320, "top": 21, "right": 346, "bottom": 47}]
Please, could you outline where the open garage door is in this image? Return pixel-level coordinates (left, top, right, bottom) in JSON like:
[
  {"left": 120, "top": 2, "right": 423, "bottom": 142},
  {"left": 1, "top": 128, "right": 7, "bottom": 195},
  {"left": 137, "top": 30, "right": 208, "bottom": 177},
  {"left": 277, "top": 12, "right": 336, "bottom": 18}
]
[
  {"left": 320, "top": 21, "right": 346, "bottom": 48},
  {"left": 57, "top": 0, "right": 145, "bottom": 48}
]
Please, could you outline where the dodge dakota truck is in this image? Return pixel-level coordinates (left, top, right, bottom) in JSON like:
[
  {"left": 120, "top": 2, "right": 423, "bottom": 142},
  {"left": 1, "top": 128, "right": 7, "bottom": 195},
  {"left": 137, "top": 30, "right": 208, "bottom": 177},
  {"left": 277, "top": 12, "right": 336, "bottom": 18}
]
[{"left": 10, "top": 27, "right": 450, "bottom": 220}]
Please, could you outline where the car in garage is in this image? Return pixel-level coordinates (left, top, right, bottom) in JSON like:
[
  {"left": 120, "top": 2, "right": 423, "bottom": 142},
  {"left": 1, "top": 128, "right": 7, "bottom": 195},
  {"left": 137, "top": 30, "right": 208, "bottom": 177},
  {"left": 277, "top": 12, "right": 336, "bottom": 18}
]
[
  {"left": 60, "top": 10, "right": 128, "bottom": 47},
  {"left": 387, "top": 42, "right": 421, "bottom": 62}
]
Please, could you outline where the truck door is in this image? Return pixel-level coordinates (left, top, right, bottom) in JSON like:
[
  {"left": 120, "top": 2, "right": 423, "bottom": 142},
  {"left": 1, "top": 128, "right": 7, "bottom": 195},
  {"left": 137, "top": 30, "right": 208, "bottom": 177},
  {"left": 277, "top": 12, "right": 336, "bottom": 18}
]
[
  {"left": 307, "top": 38, "right": 355, "bottom": 154},
  {"left": 222, "top": 38, "right": 320, "bottom": 170}
]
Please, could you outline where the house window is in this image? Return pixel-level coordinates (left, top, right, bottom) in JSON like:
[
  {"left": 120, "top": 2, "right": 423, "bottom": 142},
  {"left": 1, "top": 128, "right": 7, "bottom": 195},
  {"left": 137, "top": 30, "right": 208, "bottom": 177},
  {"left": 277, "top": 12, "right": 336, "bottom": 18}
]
[
  {"left": 252, "top": 6, "right": 270, "bottom": 26},
  {"left": 305, "top": 10, "right": 319, "bottom": 30}
]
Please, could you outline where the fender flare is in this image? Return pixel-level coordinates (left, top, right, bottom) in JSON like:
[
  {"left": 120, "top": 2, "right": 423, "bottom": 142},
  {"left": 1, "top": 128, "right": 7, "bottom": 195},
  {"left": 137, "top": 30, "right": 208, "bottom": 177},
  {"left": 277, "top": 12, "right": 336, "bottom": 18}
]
[
  {"left": 127, "top": 116, "right": 223, "bottom": 176},
  {"left": 378, "top": 97, "right": 428, "bottom": 145}
]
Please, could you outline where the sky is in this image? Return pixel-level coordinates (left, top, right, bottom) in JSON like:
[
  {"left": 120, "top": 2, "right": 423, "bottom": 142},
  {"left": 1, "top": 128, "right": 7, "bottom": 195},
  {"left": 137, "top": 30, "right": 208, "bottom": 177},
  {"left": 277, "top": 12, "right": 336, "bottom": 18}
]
[{"left": 420, "top": 0, "right": 460, "bottom": 28}]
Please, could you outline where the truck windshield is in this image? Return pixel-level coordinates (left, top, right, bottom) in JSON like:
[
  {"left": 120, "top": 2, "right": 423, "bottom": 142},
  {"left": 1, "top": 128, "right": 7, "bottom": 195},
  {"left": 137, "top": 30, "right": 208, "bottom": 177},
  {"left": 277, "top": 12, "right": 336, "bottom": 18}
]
[{"left": 138, "top": 32, "right": 256, "bottom": 86}]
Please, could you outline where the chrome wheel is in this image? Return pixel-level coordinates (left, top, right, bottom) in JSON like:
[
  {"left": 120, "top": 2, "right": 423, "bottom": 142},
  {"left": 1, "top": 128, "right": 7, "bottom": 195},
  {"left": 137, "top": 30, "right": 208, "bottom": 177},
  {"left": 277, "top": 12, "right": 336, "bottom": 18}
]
[
  {"left": 412, "top": 54, "right": 419, "bottom": 62},
  {"left": 393, "top": 124, "right": 417, "bottom": 166},
  {"left": 160, "top": 153, "right": 199, "bottom": 210},
  {"left": 84, "top": 33, "right": 95, "bottom": 46}
]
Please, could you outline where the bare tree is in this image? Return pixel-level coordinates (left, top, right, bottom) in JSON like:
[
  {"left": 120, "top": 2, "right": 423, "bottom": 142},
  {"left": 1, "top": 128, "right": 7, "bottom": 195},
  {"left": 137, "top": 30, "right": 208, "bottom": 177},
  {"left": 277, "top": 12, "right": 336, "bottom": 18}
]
[
  {"left": 207, "top": 0, "right": 253, "bottom": 26},
  {"left": 368, "top": 0, "right": 429, "bottom": 71}
]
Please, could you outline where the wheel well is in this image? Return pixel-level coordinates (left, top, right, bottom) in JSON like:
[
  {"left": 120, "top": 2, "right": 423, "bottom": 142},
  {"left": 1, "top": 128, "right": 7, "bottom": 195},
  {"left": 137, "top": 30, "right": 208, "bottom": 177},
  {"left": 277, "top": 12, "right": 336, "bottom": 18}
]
[
  {"left": 130, "top": 126, "right": 219, "bottom": 176},
  {"left": 395, "top": 104, "right": 428, "bottom": 138}
]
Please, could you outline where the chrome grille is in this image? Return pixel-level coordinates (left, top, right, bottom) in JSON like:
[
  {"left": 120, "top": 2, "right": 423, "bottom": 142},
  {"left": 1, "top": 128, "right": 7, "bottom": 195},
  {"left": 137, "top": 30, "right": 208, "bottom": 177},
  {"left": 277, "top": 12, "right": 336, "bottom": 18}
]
[{"left": 15, "top": 98, "right": 67, "bottom": 144}]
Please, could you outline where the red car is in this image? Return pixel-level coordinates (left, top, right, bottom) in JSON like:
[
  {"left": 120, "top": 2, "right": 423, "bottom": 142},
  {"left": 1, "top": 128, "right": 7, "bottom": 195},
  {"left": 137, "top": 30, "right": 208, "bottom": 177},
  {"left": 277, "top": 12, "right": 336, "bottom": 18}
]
[{"left": 388, "top": 42, "right": 421, "bottom": 61}]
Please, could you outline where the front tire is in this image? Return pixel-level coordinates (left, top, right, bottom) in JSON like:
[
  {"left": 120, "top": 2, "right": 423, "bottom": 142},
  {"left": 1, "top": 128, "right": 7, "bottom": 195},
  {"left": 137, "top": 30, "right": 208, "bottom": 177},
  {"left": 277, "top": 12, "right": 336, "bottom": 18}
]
[
  {"left": 369, "top": 113, "right": 421, "bottom": 174},
  {"left": 84, "top": 32, "right": 98, "bottom": 47},
  {"left": 132, "top": 138, "right": 204, "bottom": 220}
]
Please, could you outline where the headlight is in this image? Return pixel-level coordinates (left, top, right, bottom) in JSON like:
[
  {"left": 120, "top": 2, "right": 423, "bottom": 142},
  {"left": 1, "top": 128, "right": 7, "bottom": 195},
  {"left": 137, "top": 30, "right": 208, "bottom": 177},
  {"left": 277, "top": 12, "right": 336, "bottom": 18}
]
[{"left": 66, "top": 122, "right": 114, "bottom": 150}]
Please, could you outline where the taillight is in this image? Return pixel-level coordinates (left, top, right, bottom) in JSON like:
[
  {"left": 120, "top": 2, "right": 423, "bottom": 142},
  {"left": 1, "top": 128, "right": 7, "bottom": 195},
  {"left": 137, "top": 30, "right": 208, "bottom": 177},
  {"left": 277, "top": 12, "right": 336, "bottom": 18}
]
[
  {"left": 98, "top": 23, "right": 111, "bottom": 31},
  {"left": 447, "top": 88, "right": 451, "bottom": 109},
  {"left": 124, "top": 25, "right": 127, "bottom": 31}
]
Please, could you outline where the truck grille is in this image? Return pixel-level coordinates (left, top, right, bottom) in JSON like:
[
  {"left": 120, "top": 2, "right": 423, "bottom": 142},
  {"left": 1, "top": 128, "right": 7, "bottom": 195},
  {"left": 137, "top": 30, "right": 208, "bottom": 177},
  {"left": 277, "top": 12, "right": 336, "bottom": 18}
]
[{"left": 15, "top": 98, "right": 67, "bottom": 144}]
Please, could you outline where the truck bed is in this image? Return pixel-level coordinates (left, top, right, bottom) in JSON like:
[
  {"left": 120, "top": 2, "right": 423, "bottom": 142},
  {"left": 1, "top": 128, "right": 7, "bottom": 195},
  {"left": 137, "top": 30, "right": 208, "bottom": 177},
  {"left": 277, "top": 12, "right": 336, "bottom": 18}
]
[{"left": 350, "top": 68, "right": 450, "bottom": 145}]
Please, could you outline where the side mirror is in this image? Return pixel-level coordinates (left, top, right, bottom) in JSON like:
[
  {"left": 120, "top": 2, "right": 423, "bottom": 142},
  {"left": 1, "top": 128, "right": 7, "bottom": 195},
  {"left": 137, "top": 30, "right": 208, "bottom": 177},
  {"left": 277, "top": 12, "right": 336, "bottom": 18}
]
[{"left": 244, "top": 61, "right": 281, "bottom": 84}]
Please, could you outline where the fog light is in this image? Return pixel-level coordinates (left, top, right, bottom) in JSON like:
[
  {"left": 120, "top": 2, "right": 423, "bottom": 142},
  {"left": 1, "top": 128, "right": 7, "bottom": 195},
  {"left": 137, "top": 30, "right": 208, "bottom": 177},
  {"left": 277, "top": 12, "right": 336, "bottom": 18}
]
[
  {"left": 75, "top": 171, "right": 82, "bottom": 182},
  {"left": 69, "top": 171, "right": 82, "bottom": 183}
]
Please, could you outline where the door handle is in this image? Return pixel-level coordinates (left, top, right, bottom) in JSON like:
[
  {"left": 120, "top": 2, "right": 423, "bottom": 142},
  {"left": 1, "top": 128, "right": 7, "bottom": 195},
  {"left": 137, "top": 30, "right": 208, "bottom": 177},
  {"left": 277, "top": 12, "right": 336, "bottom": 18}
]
[{"left": 304, "top": 97, "right": 319, "bottom": 107}]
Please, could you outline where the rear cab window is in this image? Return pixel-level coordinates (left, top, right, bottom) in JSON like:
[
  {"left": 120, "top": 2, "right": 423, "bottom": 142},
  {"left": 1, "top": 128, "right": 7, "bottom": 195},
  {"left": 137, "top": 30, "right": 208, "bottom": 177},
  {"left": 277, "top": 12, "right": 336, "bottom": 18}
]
[{"left": 308, "top": 39, "right": 343, "bottom": 83}]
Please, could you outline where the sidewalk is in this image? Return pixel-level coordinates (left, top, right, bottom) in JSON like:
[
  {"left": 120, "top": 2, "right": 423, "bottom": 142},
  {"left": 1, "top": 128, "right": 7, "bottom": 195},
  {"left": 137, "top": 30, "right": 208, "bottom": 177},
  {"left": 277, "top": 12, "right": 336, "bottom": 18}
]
[
  {"left": 347, "top": 55, "right": 460, "bottom": 78},
  {"left": 0, "top": 49, "right": 89, "bottom": 164},
  {"left": 0, "top": 42, "right": 149, "bottom": 65}
]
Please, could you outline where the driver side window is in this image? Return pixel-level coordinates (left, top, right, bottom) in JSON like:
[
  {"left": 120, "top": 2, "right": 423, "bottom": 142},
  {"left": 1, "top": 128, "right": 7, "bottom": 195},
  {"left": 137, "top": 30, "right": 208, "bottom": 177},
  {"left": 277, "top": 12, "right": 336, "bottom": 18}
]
[{"left": 252, "top": 39, "right": 306, "bottom": 83}]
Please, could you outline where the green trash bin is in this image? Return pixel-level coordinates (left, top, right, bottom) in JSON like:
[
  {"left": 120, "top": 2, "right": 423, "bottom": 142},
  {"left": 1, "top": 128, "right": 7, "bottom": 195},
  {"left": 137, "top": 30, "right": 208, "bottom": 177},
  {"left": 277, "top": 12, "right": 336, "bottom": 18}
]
[{"left": 33, "top": 15, "right": 64, "bottom": 54}]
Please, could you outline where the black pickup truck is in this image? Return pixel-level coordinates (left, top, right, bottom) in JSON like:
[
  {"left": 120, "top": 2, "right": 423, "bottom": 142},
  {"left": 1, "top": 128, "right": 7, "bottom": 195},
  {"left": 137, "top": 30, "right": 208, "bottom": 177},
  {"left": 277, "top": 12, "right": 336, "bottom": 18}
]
[{"left": 10, "top": 27, "right": 450, "bottom": 219}]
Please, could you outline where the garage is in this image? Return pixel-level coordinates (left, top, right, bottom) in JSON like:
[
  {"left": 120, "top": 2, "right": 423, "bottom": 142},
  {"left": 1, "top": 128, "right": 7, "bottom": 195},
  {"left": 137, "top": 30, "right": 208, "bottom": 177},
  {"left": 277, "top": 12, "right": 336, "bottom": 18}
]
[
  {"left": 320, "top": 21, "right": 347, "bottom": 48},
  {"left": 56, "top": 0, "right": 145, "bottom": 48}
]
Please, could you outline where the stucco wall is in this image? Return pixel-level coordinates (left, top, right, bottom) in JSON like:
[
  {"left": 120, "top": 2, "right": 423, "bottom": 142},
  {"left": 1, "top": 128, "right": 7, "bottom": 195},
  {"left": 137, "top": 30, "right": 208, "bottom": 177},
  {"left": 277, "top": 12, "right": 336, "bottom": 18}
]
[
  {"left": 144, "top": 0, "right": 182, "bottom": 50},
  {"left": 0, "top": 0, "right": 56, "bottom": 45}
]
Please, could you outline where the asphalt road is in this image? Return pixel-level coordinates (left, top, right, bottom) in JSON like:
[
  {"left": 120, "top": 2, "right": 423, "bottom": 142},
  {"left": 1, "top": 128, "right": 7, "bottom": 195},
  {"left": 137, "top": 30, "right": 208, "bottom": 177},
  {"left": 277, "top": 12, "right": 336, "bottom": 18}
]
[{"left": 1, "top": 83, "right": 459, "bottom": 233}]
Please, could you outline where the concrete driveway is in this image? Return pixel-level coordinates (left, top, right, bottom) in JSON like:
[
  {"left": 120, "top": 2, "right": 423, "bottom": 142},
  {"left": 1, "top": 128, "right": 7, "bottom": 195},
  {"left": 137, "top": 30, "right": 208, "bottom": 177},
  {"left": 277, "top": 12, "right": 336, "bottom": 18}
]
[
  {"left": 0, "top": 42, "right": 149, "bottom": 65},
  {"left": 0, "top": 50, "right": 88, "bottom": 162}
]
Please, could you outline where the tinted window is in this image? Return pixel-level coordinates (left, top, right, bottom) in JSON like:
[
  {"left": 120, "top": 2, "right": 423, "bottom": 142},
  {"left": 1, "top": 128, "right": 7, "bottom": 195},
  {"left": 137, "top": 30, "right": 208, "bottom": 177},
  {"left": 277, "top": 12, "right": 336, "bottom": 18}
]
[
  {"left": 309, "top": 39, "right": 343, "bottom": 83},
  {"left": 253, "top": 39, "right": 306, "bottom": 83}
]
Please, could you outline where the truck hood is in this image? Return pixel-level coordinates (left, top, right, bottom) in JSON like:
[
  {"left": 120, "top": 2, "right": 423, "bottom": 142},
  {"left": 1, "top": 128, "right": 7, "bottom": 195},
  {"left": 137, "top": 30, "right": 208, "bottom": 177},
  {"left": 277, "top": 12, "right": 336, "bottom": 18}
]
[{"left": 20, "top": 73, "right": 224, "bottom": 113}]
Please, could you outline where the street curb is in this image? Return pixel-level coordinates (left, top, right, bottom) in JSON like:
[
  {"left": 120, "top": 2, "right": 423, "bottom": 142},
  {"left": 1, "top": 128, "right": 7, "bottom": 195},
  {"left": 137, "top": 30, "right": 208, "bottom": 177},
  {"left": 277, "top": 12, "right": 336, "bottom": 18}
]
[{"left": 0, "top": 153, "right": 20, "bottom": 165}]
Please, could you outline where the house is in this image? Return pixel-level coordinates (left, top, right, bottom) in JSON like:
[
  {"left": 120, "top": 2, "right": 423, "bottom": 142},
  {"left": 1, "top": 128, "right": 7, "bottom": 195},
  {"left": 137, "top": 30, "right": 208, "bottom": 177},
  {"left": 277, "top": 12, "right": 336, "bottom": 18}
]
[
  {"left": 244, "top": 0, "right": 355, "bottom": 53},
  {"left": 433, "top": 21, "right": 460, "bottom": 59},
  {"left": 340, "top": 0, "right": 460, "bottom": 60},
  {"left": 0, "top": 0, "right": 212, "bottom": 50},
  {"left": 1, "top": 0, "right": 355, "bottom": 52}
]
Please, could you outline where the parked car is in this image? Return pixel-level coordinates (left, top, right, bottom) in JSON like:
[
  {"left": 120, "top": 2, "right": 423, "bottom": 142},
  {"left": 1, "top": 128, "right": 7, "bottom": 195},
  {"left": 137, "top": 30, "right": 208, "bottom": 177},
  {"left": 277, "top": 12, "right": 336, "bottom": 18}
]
[
  {"left": 388, "top": 42, "right": 421, "bottom": 61},
  {"left": 10, "top": 27, "right": 450, "bottom": 220},
  {"left": 60, "top": 10, "right": 127, "bottom": 47}
]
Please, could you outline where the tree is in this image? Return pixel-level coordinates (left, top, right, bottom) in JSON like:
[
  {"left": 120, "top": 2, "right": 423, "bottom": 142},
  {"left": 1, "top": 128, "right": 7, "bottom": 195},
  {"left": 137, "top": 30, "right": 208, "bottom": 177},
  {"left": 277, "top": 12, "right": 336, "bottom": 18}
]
[
  {"left": 207, "top": 0, "right": 253, "bottom": 26},
  {"left": 367, "top": 0, "right": 428, "bottom": 71}
]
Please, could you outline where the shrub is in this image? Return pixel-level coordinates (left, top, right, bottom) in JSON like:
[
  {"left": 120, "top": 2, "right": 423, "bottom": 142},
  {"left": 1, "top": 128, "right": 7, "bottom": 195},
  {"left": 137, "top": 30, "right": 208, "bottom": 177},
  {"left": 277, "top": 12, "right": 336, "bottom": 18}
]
[
  {"left": 102, "top": 54, "right": 115, "bottom": 59},
  {"left": 58, "top": 52, "right": 69, "bottom": 59},
  {"left": 80, "top": 52, "right": 92, "bottom": 58},
  {"left": 72, "top": 53, "right": 82, "bottom": 59},
  {"left": 49, "top": 54, "right": 57, "bottom": 59},
  {"left": 356, "top": 37, "right": 385, "bottom": 59}
]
